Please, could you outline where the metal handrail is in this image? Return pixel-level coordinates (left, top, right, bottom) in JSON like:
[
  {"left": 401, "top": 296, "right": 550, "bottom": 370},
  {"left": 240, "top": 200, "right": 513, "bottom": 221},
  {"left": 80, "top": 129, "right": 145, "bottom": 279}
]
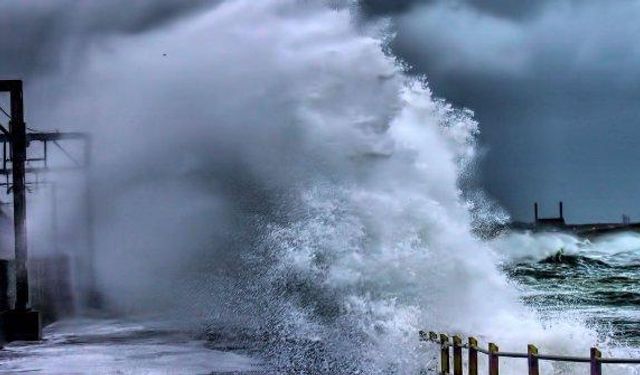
[
  {"left": 495, "top": 351, "right": 528, "bottom": 359},
  {"left": 600, "top": 358, "right": 640, "bottom": 364},
  {"left": 419, "top": 330, "right": 639, "bottom": 375},
  {"left": 536, "top": 353, "right": 591, "bottom": 363}
]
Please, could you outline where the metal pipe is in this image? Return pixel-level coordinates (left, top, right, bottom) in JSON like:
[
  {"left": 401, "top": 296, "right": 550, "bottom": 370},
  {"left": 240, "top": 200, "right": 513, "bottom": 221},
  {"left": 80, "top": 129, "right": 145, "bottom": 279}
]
[
  {"left": 496, "top": 351, "right": 528, "bottom": 359},
  {"left": 8, "top": 80, "right": 29, "bottom": 311},
  {"left": 537, "top": 354, "right": 591, "bottom": 363}
]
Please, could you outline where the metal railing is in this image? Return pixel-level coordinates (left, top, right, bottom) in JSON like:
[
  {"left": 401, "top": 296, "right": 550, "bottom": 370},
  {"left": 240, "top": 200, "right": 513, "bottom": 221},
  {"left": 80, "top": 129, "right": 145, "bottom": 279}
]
[{"left": 419, "top": 330, "right": 640, "bottom": 375}]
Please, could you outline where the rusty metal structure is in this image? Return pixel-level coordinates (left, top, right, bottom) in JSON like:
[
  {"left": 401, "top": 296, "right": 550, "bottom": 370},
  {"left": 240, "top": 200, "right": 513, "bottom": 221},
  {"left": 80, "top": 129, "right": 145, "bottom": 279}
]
[{"left": 0, "top": 80, "right": 92, "bottom": 341}]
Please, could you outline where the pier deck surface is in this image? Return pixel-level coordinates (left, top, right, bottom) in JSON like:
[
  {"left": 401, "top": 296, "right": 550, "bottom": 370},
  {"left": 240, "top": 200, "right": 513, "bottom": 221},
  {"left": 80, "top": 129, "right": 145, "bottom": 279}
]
[{"left": 0, "top": 317, "right": 263, "bottom": 374}]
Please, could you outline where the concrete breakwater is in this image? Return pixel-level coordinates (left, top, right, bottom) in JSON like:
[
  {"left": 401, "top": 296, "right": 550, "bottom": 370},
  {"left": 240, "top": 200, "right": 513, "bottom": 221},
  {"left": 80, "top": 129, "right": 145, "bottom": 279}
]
[{"left": 499, "top": 202, "right": 640, "bottom": 238}]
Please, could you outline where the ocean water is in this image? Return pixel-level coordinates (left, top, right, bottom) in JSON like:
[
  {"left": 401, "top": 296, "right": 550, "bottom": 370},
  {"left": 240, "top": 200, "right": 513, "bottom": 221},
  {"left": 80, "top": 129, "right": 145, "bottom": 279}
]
[{"left": 497, "top": 232, "right": 640, "bottom": 349}]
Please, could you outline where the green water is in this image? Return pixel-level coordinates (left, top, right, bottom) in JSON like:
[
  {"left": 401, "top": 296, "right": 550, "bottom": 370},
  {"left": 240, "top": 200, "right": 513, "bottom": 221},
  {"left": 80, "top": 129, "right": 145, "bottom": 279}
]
[{"left": 503, "top": 233, "right": 640, "bottom": 347}]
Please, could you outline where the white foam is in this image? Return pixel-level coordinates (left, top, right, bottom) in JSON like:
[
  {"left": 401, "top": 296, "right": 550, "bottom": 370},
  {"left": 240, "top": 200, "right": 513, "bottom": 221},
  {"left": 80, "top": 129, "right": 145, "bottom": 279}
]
[{"left": 24, "top": 0, "right": 618, "bottom": 372}]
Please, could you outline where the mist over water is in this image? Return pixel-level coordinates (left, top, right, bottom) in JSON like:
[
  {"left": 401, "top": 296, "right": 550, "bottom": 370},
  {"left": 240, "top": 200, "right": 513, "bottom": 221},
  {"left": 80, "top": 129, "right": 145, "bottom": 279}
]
[{"left": 14, "top": 0, "right": 635, "bottom": 373}]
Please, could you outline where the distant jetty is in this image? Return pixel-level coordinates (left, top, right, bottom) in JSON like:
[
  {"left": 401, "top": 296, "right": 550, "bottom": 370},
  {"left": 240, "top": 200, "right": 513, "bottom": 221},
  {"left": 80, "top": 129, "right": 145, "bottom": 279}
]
[{"left": 506, "top": 202, "right": 640, "bottom": 238}]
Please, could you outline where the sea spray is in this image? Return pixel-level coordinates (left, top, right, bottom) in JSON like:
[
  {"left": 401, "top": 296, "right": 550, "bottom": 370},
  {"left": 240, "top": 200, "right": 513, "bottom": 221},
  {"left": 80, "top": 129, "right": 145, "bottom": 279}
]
[
  {"left": 22, "top": 0, "right": 617, "bottom": 373},
  {"left": 496, "top": 231, "right": 640, "bottom": 373}
]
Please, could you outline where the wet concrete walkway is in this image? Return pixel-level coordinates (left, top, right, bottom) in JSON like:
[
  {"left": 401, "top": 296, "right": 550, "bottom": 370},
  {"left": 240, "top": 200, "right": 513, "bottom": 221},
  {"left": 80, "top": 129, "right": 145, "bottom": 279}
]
[{"left": 0, "top": 318, "right": 264, "bottom": 374}]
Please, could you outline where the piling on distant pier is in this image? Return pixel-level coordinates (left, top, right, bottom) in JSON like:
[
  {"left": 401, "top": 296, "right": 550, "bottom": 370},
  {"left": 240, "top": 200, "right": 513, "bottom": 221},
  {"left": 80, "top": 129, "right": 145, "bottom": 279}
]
[{"left": 534, "top": 201, "right": 566, "bottom": 228}]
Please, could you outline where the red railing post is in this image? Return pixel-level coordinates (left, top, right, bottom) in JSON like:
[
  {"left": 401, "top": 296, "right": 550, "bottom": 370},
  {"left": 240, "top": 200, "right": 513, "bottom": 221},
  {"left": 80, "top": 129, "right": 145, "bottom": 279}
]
[
  {"left": 527, "top": 344, "right": 539, "bottom": 375},
  {"left": 489, "top": 343, "right": 499, "bottom": 375},
  {"left": 441, "top": 334, "right": 450, "bottom": 374},
  {"left": 453, "top": 336, "right": 462, "bottom": 375},
  {"left": 468, "top": 337, "right": 478, "bottom": 375},
  {"left": 590, "top": 348, "right": 602, "bottom": 375}
]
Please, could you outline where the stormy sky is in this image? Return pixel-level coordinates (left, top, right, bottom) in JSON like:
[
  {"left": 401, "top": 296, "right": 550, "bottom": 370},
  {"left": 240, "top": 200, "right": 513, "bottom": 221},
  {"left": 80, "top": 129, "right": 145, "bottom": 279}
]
[
  {"left": 364, "top": 0, "right": 640, "bottom": 223},
  {"left": 0, "top": 0, "right": 213, "bottom": 77},
  {"left": 1, "top": 0, "right": 638, "bottom": 223}
]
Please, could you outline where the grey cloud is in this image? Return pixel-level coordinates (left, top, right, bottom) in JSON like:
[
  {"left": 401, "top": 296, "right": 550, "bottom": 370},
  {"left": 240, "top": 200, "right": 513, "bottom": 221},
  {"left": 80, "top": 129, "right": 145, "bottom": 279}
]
[
  {"left": 465, "top": 0, "right": 549, "bottom": 20},
  {"left": 2, "top": 0, "right": 638, "bottom": 224},
  {"left": 385, "top": 0, "right": 640, "bottom": 222},
  {"left": 0, "top": 0, "right": 214, "bottom": 78},
  {"left": 359, "top": 0, "right": 551, "bottom": 19},
  {"left": 358, "top": 0, "right": 426, "bottom": 16}
]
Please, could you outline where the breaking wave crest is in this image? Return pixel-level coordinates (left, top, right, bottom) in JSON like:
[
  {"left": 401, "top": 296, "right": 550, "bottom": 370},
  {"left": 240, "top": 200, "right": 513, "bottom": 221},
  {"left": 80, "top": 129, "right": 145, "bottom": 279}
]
[{"left": 32, "top": 0, "right": 629, "bottom": 373}]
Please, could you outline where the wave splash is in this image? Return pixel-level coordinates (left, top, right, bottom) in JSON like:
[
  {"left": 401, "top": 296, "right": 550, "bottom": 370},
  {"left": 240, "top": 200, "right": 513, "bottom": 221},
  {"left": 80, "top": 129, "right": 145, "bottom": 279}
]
[
  {"left": 38, "top": 0, "right": 617, "bottom": 373},
  {"left": 498, "top": 231, "right": 640, "bottom": 361}
]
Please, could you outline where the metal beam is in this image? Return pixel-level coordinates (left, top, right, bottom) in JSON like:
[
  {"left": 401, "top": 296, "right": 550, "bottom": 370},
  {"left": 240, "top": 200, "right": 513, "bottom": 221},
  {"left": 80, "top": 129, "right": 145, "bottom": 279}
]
[
  {"left": 0, "top": 166, "right": 85, "bottom": 176},
  {"left": 3, "top": 80, "right": 30, "bottom": 311},
  {"left": 1, "top": 81, "right": 95, "bottom": 313},
  {"left": 0, "top": 131, "right": 88, "bottom": 143},
  {"left": 0, "top": 80, "right": 21, "bottom": 92},
  {"left": 0, "top": 132, "right": 90, "bottom": 173}
]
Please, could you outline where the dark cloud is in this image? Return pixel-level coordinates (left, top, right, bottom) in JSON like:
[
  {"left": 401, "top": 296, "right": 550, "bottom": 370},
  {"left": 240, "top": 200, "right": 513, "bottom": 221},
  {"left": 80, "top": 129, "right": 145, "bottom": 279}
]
[
  {"left": 0, "top": 0, "right": 214, "bottom": 78},
  {"left": 358, "top": 0, "right": 426, "bottom": 16},
  {"left": 465, "top": 0, "right": 548, "bottom": 20},
  {"left": 2, "top": 0, "right": 637, "bottom": 223},
  {"left": 384, "top": 0, "right": 640, "bottom": 222},
  {"left": 360, "top": 0, "right": 550, "bottom": 19}
]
